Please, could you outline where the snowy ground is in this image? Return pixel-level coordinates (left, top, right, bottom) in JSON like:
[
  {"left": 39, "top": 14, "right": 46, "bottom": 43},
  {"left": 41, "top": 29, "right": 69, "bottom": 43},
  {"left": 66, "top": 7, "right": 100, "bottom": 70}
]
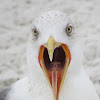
[{"left": 0, "top": 0, "right": 100, "bottom": 98}]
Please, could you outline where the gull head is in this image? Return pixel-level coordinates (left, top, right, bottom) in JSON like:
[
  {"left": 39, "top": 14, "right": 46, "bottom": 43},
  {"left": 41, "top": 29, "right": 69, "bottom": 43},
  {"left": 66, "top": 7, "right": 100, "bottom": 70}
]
[{"left": 27, "top": 11, "right": 81, "bottom": 100}]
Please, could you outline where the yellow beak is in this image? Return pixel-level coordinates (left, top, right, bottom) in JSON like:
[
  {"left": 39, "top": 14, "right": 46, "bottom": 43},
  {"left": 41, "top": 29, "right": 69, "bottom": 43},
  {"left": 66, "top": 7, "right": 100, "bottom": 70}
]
[
  {"left": 38, "top": 36, "right": 71, "bottom": 100},
  {"left": 44, "top": 36, "right": 61, "bottom": 61}
]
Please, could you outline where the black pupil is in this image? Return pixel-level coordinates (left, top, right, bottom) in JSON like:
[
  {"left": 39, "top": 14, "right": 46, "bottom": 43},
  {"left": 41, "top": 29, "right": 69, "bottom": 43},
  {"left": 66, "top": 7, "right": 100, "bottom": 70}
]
[
  {"left": 68, "top": 27, "right": 70, "bottom": 31},
  {"left": 34, "top": 30, "right": 36, "bottom": 33}
]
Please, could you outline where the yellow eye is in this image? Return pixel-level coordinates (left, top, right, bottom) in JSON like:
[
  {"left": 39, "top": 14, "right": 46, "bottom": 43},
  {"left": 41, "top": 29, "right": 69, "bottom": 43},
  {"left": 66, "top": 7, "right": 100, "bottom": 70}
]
[
  {"left": 32, "top": 28, "right": 38, "bottom": 36},
  {"left": 66, "top": 26, "right": 72, "bottom": 35}
]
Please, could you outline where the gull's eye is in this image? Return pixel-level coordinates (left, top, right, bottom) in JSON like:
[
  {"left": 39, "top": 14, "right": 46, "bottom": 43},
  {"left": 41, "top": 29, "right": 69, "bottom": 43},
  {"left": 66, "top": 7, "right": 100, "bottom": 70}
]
[
  {"left": 32, "top": 28, "right": 38, "bottom": 36},
  {"left": 66, "top": 26, "right": 72, "bottom": 35}
]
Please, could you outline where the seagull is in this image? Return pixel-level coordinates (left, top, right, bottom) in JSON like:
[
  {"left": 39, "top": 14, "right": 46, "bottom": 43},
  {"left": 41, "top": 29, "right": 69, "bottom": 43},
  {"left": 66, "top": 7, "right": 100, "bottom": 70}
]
[{"left": 0, "top": 11, "right": 99, "bottom": 100}]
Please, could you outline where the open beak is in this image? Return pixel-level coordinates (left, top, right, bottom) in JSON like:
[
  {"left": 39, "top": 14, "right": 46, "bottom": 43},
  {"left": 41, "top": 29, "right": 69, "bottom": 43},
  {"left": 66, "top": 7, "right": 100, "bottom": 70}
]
[{"left": 38, "top": 36, "right": 71, "bottom": 100}]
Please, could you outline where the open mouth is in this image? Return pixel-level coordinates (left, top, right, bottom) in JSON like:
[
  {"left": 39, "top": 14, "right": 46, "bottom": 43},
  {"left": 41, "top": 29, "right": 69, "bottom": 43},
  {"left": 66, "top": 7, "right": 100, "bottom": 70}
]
[
  {"left": 43, "top": 46, "right": 66, "bottom": 71},
  {"left": 38, "top": 36, "right": 71, "bottom": 100}
]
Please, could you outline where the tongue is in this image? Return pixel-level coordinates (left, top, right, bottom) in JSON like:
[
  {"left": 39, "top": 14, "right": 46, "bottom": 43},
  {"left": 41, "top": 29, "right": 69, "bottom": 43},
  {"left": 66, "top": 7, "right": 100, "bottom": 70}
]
[
  {"left": 52, "top": 70, "right": 58, "bottom": 100},
  {"left": 48, "top": 63, "right": 64, "bottom": 100}
]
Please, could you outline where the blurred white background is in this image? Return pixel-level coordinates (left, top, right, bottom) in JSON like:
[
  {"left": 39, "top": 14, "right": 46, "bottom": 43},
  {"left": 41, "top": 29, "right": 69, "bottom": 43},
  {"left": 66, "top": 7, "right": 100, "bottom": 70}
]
[{"left": 0, "top": 0, "right": 100, "bottom": 97}]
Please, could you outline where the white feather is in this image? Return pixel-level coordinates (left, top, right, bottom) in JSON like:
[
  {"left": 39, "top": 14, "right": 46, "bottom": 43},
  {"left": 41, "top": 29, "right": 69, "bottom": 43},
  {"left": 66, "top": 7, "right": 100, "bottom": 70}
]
[{"left": 7, "top": 11, "right": 99, "bottom": 100}]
